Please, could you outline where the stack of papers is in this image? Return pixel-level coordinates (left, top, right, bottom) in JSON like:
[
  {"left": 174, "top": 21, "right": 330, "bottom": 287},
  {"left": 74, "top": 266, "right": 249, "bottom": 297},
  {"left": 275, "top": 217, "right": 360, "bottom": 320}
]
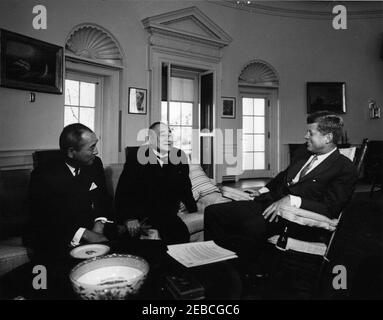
[{"left": 167, "top": 241, "right": 238, "bottom": 268}]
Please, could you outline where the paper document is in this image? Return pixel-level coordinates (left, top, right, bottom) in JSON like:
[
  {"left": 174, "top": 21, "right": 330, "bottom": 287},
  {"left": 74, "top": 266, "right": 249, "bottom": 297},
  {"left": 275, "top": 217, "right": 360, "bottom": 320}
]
[{"left": 167, "top": 241, "right": 238, "bottom": 268}]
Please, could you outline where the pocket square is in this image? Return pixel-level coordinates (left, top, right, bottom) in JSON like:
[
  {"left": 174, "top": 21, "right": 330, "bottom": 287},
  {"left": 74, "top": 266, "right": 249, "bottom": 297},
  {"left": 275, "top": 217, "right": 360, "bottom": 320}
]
[{"left": 89, "top": 182, "right": 98, "bottom": 191}]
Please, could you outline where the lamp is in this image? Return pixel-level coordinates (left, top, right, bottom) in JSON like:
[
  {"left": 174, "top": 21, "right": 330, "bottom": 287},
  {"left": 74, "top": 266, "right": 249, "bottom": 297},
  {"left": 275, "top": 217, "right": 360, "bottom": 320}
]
[{"left": 368, "top": 99, "right": 381, "bottom": 119}]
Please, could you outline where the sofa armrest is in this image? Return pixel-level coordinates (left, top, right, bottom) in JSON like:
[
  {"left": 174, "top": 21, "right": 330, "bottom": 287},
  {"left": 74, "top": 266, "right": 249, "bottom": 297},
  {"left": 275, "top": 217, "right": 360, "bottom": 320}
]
[
  {"left": 278, "top": 204, "right": 339, "bottom": 231},
  {"left": 220, "top": 186, "right": 253, "bottom": 201}
]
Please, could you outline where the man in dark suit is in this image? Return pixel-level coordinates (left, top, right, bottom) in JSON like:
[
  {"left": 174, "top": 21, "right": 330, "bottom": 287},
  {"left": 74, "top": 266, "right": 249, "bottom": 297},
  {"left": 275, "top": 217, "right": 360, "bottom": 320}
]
[
  {"left": 205, "top": 111, "right": 358, "bottom": 258},
  {"left": 115, "top": 122, "right": 197, "bottom": 244},
  {"left": 28, "top": 123, "right": 113, "bottom": 260}
]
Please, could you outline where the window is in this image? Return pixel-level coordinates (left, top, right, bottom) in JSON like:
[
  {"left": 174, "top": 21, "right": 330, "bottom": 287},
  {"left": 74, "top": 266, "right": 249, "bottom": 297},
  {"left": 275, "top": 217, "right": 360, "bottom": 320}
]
[
  {"left": 242, "top": 97, "right": 267, "bottom": 171},
  {"left": 64, "top": 74, "right": 100, "bottom": 131},
  {"left": 161, "top": 70, "right": 196, "bottom": 157},
  {"left": 64, "top": 79, "right": 97, "bottom": 130}
]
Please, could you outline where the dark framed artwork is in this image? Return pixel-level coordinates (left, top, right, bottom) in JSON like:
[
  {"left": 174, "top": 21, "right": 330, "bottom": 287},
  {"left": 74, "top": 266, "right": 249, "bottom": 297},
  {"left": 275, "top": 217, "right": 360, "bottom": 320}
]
[
  {"left": 307, "top": 82, "right": 346, "bottom": 114},
  {"left": 222, "top": 97, "right": 236, "bottom": 118},
  {"left": 0, "top": 29, "right": 63, "bottom": 94},
  {"left": 128, "top": 87, "right": 147, "bottom": 114}
]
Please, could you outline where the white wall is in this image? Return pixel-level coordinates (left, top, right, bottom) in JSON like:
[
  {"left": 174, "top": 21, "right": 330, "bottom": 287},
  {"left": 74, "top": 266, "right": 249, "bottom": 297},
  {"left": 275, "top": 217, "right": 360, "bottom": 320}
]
[{"left": 0, "top": 0, "right": 382, "bottom": 169}]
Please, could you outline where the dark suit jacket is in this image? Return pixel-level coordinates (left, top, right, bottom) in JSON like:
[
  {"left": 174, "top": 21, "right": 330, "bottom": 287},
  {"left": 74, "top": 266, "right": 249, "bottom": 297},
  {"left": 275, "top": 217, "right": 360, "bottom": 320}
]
[
  {"left": 265, "top": 149, "right": 358, "bottom": 219},
  {"left": 28, "top": 156, "right": 112, "bottom": 257},
  {"left": 115, "top": 146, "right": 197, "bottom": 224}
]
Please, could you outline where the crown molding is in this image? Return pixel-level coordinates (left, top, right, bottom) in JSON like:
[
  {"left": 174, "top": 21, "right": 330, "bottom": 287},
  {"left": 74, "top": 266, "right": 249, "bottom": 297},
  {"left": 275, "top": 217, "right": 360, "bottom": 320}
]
[{"left": 211, "top": 1, "right": 383, "bottom": 20}]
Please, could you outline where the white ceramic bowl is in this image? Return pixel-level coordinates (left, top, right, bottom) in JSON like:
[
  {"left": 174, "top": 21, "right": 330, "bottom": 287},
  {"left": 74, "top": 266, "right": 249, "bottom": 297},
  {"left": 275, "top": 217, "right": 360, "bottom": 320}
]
[{"left": 69, "top": 253, "right": 149, "bottom": 300}]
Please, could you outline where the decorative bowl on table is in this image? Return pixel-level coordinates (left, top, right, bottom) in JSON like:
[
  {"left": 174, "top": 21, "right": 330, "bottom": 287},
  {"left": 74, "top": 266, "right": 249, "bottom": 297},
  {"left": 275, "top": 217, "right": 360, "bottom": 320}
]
[
  {"left": 69, "top": 253, "right": 150, "bottom": 300},
  {"left": 69, "top": 244, "right": 110, "bottom": 259}
]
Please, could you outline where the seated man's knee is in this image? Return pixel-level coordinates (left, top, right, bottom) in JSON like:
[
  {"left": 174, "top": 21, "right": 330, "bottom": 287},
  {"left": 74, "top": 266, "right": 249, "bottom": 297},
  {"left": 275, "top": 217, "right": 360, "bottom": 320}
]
[{"left": 204, "top": 203, "right": 225, "bottom": 223}]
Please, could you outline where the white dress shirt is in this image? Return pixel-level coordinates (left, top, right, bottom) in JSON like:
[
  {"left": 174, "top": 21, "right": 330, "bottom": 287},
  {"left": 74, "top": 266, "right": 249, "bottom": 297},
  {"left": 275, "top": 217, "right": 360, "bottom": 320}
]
[
  {"left": 152, "top": 149, "right": 168, "bottom": 167},
  {"left": 258, "top": 147, "right": 338, "bottom": 208}
]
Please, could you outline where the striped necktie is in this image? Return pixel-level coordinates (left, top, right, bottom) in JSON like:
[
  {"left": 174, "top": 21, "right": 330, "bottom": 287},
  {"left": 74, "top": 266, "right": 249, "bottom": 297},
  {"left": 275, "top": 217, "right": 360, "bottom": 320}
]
[{"left": 298, "top": 155, "right": 318, "bottom": 180}]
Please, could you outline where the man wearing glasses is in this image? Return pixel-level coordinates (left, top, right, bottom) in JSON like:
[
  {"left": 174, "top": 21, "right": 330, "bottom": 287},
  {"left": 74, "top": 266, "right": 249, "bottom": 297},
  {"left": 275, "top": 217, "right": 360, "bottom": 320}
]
[{"left": 115, "top": 122, "right": 197, "bottom": 244}]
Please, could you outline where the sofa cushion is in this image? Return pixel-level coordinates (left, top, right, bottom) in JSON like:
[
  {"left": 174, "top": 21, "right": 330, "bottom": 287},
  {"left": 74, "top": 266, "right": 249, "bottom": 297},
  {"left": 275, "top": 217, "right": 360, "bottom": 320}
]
[
  {"left": 0, "top": 245, "right": 31, "bottom": 277},
  {"left": 197, "top": 191, "right": 231, "bottom": 212},
  {"left": 178, "top": 192, "right": 231, "bottom": 236},
  {"left": 177, "top": 211, "right": 204, "bottom": 234},
  {"left": 189, "top": 164, "right": 220, "bottom": 199}
]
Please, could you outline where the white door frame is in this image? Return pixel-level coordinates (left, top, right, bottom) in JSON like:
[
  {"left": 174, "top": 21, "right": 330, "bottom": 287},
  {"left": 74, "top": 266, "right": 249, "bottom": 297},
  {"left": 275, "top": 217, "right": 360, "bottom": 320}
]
[
  {"left": 65, "top": 58, "right": 121, "bottom": 165},
  {"left": 239, "top": 86, "right": 280, "bottom": 178}
]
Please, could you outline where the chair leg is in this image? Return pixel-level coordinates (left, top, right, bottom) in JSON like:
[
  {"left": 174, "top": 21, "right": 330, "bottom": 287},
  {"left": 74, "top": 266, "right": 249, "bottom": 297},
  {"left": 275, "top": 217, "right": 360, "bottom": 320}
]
[{"left": 312, "top": 258, "right": 327, "bottom": 298}]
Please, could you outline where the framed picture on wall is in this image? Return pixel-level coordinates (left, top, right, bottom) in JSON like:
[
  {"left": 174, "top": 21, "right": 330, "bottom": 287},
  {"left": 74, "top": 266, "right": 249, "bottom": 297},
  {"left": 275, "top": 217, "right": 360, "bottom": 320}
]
[
  {"left": 307, "top": 82, "right": 346, "bottom": 114},
  {"left": 222, "top": 97, "right": 236, "bottom": 118},
  {"left": 128, "top": 87, "right": 147, "bottom": 114},
  {"left": 0, "top": 29, "right": 63, "bottom": 94}
]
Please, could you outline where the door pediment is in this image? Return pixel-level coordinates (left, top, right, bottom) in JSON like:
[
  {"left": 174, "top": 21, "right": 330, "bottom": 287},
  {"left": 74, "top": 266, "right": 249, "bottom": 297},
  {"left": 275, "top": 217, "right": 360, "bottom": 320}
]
[{"left": 142, "top": 6, "right": 232, "bottom": 48}]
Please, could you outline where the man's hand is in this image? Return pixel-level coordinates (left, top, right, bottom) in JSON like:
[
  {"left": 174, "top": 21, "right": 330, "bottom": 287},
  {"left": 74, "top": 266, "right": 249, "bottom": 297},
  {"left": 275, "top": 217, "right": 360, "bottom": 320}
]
[
  {"left": 243, "top": 189, "right": 261, "bottom": 198},
  {"left": 262, "top": 196, "right": 291, "bottom": 222},
  {"left": 82, "top": 229, "right": 108, "bottom": 243},
  {"left": 92, "top": 221, "right": 105, "bottom": 234},
  {"left": 125, "top": 219, "right": 152, "bottom": 237},
  {"left": 125, "top": 219, "right": 141, "bottom": 237}
]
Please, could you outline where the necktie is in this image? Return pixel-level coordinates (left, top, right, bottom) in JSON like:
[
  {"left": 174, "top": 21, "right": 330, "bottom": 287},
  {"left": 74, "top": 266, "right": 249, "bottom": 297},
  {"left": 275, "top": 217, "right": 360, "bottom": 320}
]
[
  {"left": 298, "top": 155, "right": 318, "bottom": 180},
  {"left": 74, "top": 167, "right": 80, "bottom": 177}
]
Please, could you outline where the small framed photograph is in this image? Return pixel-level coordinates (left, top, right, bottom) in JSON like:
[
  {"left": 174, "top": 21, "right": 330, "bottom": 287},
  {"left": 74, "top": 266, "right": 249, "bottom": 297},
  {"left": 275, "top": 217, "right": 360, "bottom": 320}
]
[
  {"left": 307, "top": 82, "right": 346, "bottom": 114},
  {"left": 0, "top": 28, "right": 63, "bottom": 94},
  {"left": 222, "top": 97, "right": 236, "bottom": 118},
  {"left": 128, "top": 87, "right": 147, "bottom": 114}
]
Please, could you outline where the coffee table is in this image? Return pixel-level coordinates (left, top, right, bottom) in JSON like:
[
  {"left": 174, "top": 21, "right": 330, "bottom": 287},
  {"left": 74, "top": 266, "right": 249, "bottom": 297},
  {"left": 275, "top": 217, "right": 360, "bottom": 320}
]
[{"left": 4, "top": 239, "right": 243, "bottom": 300}]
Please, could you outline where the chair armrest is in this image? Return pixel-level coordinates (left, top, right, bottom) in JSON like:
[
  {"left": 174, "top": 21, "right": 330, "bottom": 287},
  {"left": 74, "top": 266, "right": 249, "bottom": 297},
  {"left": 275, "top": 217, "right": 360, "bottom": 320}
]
[
  {"left": 278, "top": 204, "right": 339, "bottom": 231},
  {"left": 220, "top": 186, "right": 253, "bottom": 201}
]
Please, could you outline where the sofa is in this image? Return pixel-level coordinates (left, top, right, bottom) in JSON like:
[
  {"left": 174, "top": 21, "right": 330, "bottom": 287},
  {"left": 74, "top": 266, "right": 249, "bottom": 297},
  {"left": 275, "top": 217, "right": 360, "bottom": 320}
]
[{"left": 0, "top": 162, "right": 244, "bottom": 277}]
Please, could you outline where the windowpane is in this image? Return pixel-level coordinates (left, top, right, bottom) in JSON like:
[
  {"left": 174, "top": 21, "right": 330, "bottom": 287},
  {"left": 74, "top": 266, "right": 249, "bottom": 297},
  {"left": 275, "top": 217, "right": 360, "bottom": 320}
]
[
  {"left": 161, "top": 101, "right": 168, "bottom": 123},
  {"left": 170, "top": 126, "right": 181, "bottom": 149},
  {"left": 253, "top": 98, "right": 265, "bottom": 116},
  {"left": 64, "top": 106, "right": 79, "bottom": 126},
  {"left": 169, "top": 102, "right": 181, "bottom": 125},
  {"left": 181, "top": 103, "right": 193, "bottom": 125},
  {"left": 170, "top": 77, "right": 194, "bottom": 102},
  {"left": 65, "top": 80, "right": 79, "bottom": 106},
  {"left": 243, "top": 135, "right": 254, "bottom": 152},
  {"left": 181, "top": 127, "right": 192, "bottom": 151},
  {"left": 242, "top": 96, "right": 268, "bottom": 173},
  {"left": 254, "top": 135, "right": 265, "bottom": 151},
  {"left": 242, "top": 98, "right": 253, "bottom": 115},
  {"left": 184, "top": 149, "right": 192, "bottom": 158},
  {"left": 243, "top": 116, "right": 253, "bottom": 134},
  {"left": 253, "top": 117, "right": 265, "bottom": 134},
  {"left": 243, "top": 153, "right": 253, "bottom": 170},
  {"left": 80, "top": 82, "right": 96, "bottom": 107},
  {"left": 79, "top": 108, "right": 95, "bottom": 131},
  {"left": 254, "top": 152, "right": 265, "bottom": 170}
]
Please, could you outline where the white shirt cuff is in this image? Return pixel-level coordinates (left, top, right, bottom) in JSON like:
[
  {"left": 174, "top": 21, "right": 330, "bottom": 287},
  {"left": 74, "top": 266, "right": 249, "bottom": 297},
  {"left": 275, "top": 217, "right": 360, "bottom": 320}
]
[
  {"left": 289, "top": 195, "right": 302, "bottom": 208},
  {"left": 258, "top": 187, "right": 270, "bottom": 194},
  {"left": 71, "top": 227, "right": 86, "bottom": 247},
  {"left": 94, "top": 217, "right": 114, "bottom": 224}
]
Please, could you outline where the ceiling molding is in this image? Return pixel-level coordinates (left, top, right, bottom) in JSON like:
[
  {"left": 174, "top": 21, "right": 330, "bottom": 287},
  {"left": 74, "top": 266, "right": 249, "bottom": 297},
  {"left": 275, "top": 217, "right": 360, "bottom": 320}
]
[{"left": 211, "top": 1, "right": 383, "bottom": 20}]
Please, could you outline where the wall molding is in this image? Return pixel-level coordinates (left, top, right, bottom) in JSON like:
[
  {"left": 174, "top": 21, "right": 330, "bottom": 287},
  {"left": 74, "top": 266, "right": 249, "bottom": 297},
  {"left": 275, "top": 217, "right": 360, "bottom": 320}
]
[
  {"left": 142, "top": 6, "right": 232, "bottom": 48},
  {"left": 65, "top": 23, "right": 125, "bottom": 67},
  {"left": 214, "top": 1, "right": 383, "bottom": 20},
  {"left": 0, "top": 149, "right": 35, "bottom": 170}
]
